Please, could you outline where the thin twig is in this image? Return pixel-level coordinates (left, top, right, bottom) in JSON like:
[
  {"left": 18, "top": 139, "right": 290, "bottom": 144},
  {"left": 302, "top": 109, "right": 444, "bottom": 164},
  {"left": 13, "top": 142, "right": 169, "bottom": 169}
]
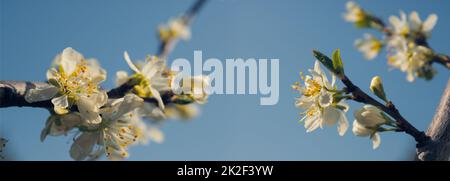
[
  {"left": 157, "top": 0, "right": 207, "bottom": 59},
  {"left": 340, "top": 76, "right": 430, "bottom": 146}
]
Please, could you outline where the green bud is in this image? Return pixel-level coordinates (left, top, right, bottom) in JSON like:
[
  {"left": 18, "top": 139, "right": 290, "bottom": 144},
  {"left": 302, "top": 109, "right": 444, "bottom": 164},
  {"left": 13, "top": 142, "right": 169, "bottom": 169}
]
[
  {"left": 332, "top": 49, "right": 345, "bottom": 78},
  {"left": 370, "top": 76, "right": 388, "bottom": 102},
  {"left": 312, "top": 49, "right": 345, "bottom": 78}
]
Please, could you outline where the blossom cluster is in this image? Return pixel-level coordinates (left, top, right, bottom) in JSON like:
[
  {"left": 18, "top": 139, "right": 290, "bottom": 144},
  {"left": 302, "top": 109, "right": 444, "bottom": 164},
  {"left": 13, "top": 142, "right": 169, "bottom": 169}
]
[
  {"left": 24, "top": 18, "right": 210, "bottom": 160},
  {"left": 344, "top": 1, "right": 439, "bottom": 82},
  {"left": 293, "top": 50, "right": 399, "bottom": 149}
]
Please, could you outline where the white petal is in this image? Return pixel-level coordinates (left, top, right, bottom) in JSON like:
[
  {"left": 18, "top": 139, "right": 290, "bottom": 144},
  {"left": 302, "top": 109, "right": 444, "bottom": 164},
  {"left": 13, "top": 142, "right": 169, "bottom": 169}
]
[
  {"left": 409, "top": 11, "right": 421, "bottom": 30},
  {"left": 76, "top": 96, "right": 101, "bottom": 124},
  {"left": 422, "top": 14, "right": 437, "bottom": 32},
  {"left": 141, "top": 61, "right": 158, "bottom": 79},
  {"left": 304, "top": 115, "right": 320, "bottom": 133},
  {"left": 138, "top": 103, "right": 167, "bottom": 120},
  {"left": 25, "top": 85, "right": 59, "bottom": 103},
  {"left": 148, "top": 127, "right": 164, "bottom": 144},
  {"left": 61, "top": 47, "right": 83, "bottom": 75},
  {"left": 51, "top": 95, "right": 69, "bottom": 114},
  {"left": 123, "top": 51, "right": 141, "bottom": 73},
  {"left": 337, "top": 110, "right": 349, "bottom": 136},
  {"left": 70, "top": 132, "right": 99, "bottom": 161},
  {"left": 389, "top": 16, "right": 401, "bottom": 29},
  {"left": 113, "top": 94, "right": 144, "bottom": 120},
  {"left": 86, "top": 59, "right": 107, "bottom": 84},
  {"left": 322, "top": 107, "right": 339, "bottom": 127},
  {"left": 352, "top": 120, "right": 372, "bottom": 137},
  {"left": 149, "top": 86, "right": 165, "bottom": 110},
  {"left": 115, "top": 71, "right": 129, "bottom": 86},
  {"left": 46, "top": 68, "right": 59, "bottom": 81},
  {"left": 371, "top": 133, "right": 381, "bottom": 149}
]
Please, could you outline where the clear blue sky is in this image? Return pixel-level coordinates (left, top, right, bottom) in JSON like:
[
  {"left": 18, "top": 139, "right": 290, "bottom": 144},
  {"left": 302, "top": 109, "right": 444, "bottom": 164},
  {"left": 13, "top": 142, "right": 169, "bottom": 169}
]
[{"left": 1, "top": 0, "right": 449, "bottom": 160}]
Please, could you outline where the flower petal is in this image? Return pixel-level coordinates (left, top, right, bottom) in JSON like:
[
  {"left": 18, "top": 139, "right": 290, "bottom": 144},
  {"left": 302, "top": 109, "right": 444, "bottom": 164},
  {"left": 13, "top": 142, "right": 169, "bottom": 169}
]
[
  {"left": 61, "top": 47, "right": 83, "bottom": 75},
  {"left": 115, "top": 71, "right": 129, "bottom": 87},
  {"left": 337, "top": 110, "right": 349, "bottom": 136},
  {"left": 149, "top": 86, "right": 165, "bottom": 110},
  {"left": 123, "top": 51, "right": 141, "bottom": 73},
  {"left": 371, "top": 133, "right": 381, "bottom": 149},
  {"left": 322, "top": 107, "right": 339, "bottom": 128},
  {"left": 51, "top": 95, "right": 69, "bottom": 114},
  {"left": 25, "top": 85, "right": 59, "bottom": 103},
  {"left": 423, "top": 14, "right": 437, "bottom": 32},
  {"left": 76, "top": 96, "right": 101, "bottom": 124},
  {"left": 409, "top": 11, "right": 421, "bottom": 30},
  {"left": 112, "top": 94, "right": 144, "bottom": 120},
  {"left": 70, "top": 132, "right": 99, "bottom": 161}
]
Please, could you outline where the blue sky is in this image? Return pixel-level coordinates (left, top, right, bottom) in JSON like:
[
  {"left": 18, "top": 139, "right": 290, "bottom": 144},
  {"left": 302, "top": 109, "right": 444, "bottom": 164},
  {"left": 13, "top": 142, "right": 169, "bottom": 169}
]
[{"left": 1, "top": 0, "right": 449, "bottom": 160}]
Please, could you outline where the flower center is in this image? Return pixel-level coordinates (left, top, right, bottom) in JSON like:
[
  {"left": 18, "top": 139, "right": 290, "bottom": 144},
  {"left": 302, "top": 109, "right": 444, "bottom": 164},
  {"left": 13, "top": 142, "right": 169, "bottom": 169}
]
[
  {"left": 56, "top": 63, "right": 96, "bottom": 100},
  {"left": 303, "top": 79, "right": 322, "bottom": 97}
]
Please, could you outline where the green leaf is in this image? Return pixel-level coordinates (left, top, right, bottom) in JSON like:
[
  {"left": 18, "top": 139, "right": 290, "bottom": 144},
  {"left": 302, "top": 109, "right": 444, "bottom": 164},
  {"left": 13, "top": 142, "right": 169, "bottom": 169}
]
[
  {"left": 312, "top": 50, "right": 334, "bottom": 73},
  {"left": 332, "top": 49, "right": 345, "bottom": 77}
]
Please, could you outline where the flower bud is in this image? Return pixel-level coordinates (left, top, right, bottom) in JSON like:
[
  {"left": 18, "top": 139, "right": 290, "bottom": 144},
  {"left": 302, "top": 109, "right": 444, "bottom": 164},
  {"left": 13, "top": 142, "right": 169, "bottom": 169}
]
[{"left": 370, "top": 76, "right": 387, "bottom": 102}]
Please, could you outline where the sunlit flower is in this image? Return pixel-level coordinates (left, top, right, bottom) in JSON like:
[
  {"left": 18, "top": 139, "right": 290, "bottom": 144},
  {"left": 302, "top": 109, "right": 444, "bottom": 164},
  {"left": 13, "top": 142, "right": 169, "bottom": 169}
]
[
  {"left": 409, "top": 11, "right": 438, "bottom": 39},
  {"left": 121, "top": 51, "right": 171, "bottom": 109},
  {"left": 159, "top": 18, "right": 191, "bottom": 43},
  {"left": 343, "top": 1, "right": 367, "bottom": 24},
  {"left": 355, "top": 33, "right": 383, "bottom": 60},
  {"left": 172, "top": 75, "right": 210, "bottom": 104},
  {"left": 352, "top": 105, "right": 389, "bottom": 149},
  {"left": 70, "top": 94, "right": 145, "bottom": 161},
  {"left": 389, "top": 11, "right": 410, "bottom": 37},
  {"left": 293, "top": 61, "right": 349, "bottom": 136},
  {"left": 25, "top": 47, "right": 107, "bottom": 124},
  {"left": 387, "top": 38, "right": 435, "bottom": 82}
]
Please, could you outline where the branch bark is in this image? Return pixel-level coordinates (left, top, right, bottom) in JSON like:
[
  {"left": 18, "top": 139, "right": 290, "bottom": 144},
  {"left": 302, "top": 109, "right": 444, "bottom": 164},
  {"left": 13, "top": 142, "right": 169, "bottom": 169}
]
[
  {"left": 0, "top": 80, "right": 176, "bottom": 110},
  {"left": 0, "top": 81, "right": 52, "bottom": 110},
  {"left": 340, "top": 76, "right": 429, "bottom": 145},
  {"left": 417, "top": 78, "right": 450, "bottom": 161}
]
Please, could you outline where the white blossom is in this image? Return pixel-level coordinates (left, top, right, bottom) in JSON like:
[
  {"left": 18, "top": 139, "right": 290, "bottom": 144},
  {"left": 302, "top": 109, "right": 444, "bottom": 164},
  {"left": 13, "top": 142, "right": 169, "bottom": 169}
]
[
  {"left": 352, "top": 105, "right": 388, "bottom": 149},
  {"left": 25, "top": 47, "right": 107, "bottom": 124},
  {"left": 293, "top": 61, "right": 349, "bottom": 136},
  {"left": 355, "top": 33, "right": 383, "bottom": 60},
  {"left": 159, "top": 18, "right": 191, "bottom": 42}
]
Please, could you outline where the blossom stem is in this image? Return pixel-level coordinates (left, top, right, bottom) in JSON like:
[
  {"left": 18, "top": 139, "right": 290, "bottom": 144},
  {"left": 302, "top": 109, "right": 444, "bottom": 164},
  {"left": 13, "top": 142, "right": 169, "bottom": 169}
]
[
  {"left": 156, "top": 0, "right": 208, "bottom": 59},
  {"left": 340, "top": 76, "right": 430, "bottom": 146},
  {"left": 432, "top": 54, "right": 450, "bottom": 69}
]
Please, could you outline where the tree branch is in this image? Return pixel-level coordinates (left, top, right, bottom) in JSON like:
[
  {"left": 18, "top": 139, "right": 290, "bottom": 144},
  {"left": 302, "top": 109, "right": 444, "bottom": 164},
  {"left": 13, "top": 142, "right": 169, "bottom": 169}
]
[
  {"left": 0, "top": 80, "right": 177, "bottom": 111},
  {"left": 0, "top": 81, "right": 52, "bottom": 110},
  {"left": 417, "top": 78, "right": 450, "bottom": 161},
  {"left": 157, "top": 0, "right": 207, "bottom": 59},
  {"left": 340, "top": 76, "right": 430, "bottom": 146}
]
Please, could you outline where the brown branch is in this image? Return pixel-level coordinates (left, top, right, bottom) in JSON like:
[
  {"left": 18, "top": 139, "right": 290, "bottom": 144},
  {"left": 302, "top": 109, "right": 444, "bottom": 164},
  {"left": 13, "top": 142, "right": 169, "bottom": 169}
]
[
  {"left": 340, "top": 76, "right": 430, "bottom": 146},
  {"left": 417, "top": 78, "right": 450, "bottom": 161},
  {"left": 0, "top": 81, "right": 176, "bottom": 111},
  {"left": 0, "top": 81, "right": 52, "bottom": 110},
  {"left": 432, "top": 54, "right": 450, "bottom": 69}
]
